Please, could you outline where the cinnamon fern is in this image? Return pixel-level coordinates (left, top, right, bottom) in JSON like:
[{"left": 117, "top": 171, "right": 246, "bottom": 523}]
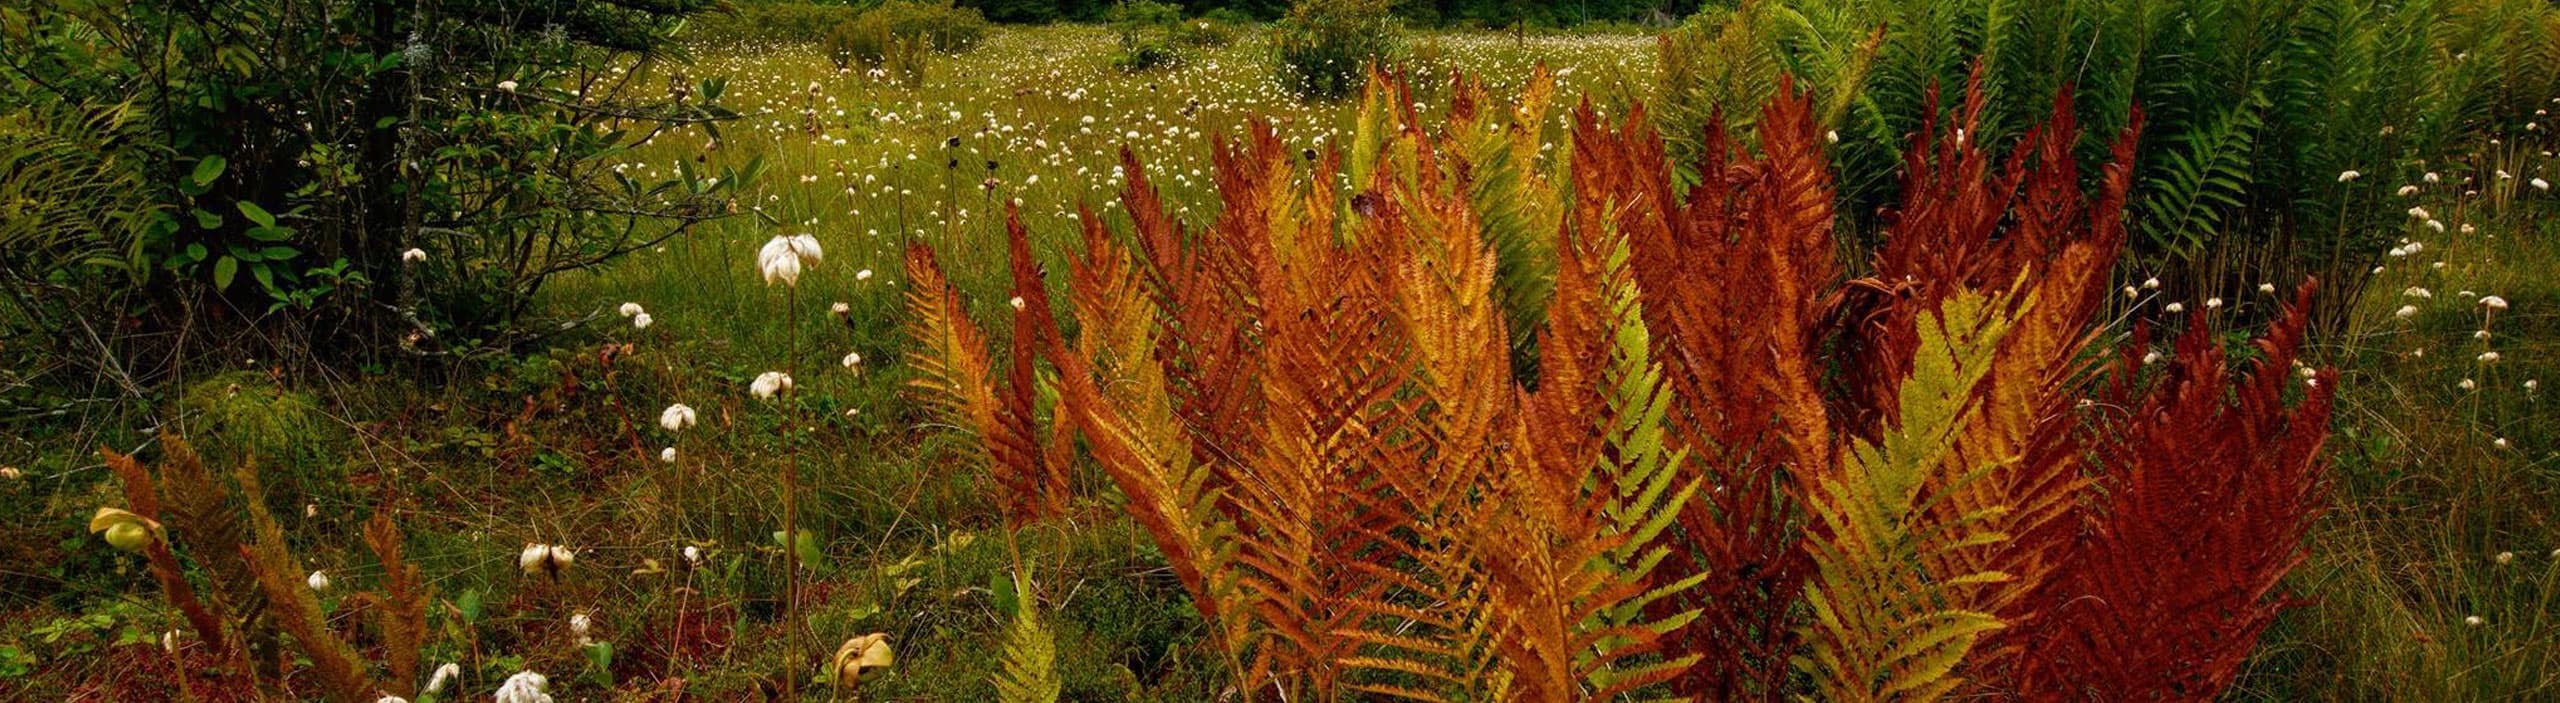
[{"left": 904, "top": 68, "right": 2334, "bottom": 702}]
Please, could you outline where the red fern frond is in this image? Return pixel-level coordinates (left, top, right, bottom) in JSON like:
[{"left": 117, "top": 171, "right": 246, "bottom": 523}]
[{"left": 2004, "top": 282, "right": 2335, "bottom": 700}]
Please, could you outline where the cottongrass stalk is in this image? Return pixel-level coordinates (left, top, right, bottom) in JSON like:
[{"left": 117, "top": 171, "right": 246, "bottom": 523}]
[{"left": 758, "top": 232, "right": 821, "bottom": 698}]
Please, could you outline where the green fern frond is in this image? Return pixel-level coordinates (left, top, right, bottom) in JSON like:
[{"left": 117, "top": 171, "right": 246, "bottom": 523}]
[
  {"left": 993, "top": 571, "right": 1061, "bottom": 703},
  {"left": 2135, "top": 91, "right": 2266, "bottom": 257}
]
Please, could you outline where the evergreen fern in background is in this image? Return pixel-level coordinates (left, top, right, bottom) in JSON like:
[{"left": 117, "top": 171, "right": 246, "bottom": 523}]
[{"left": 1658, "top": 0, "right": 2560, "bottom": 330}]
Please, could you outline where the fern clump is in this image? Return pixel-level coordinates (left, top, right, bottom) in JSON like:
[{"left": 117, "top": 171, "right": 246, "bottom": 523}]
[{"left": 907, "top": 69, "right": 2337, "bottom": 702}]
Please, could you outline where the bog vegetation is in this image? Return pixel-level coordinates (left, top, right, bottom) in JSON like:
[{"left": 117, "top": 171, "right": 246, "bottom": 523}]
[{"left": 2, "top": 0, "right": 2557, "bottom": 701}]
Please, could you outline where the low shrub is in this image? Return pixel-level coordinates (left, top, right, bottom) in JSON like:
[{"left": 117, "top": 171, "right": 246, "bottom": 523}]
[
  {"left": 1272, "top": 0, "right": 1403, "bottom": 100},
  {"left": 1111, "top": 0, "right": 1187, "bottom": 72},
  {"left": 823, "top": 11, "right": 897, "bottom": 69},
  {"left": 1172, "top": 16, "right": 1240, "bottom": 48},
  {"left": 869, "top": 0, "right": 988, "bottom": 53}
]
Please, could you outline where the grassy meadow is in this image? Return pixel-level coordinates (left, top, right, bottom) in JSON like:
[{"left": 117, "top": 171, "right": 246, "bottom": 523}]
[{"left": 6, "top": 16, "right": 2560, "bottom": 703}]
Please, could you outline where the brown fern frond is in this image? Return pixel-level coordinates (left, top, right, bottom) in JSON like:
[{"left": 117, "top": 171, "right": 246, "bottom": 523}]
[
  {"left": 363, "top": 509, "right": 427, "bottom": 698},
  {"left": 1002, "top": 204, "right": 1073, "bottom": 519},
  {"left": 904, "top": 238, "right": 1054, "bottom": 524},
  {"left": 232, "top": 456, "right": 376, "bottom": 702},
  {"left": 100, "top": 446, "right": 232, "bottom": 659},
  {"left": 2004, "top": 283, "right": 2335, "bottom": 700},
  {"left": 1911, "top": 90, "right": 2146, "bottom": 680},
  {"left": 1583, "top": 80, "right": 1838, "bottom": 700}
]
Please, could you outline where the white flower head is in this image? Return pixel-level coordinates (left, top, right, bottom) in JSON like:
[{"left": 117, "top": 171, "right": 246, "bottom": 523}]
[
  {"left": 683, "top": 545, "right": 704, "bottom": 566},
  {"left": 2337, "top": 170, "right": 2361, "bottom": 182},
  {"left": 830, "top": 302, "right": 852, "bottom": 317},
  {"left": 2534, "top": 178, "right": 2551, "bottom": 191},
  {"left": 2142, "top": 277, "right": 2160, "bottom": 290},
  {"left": 2259, "top": 282, "right": 2278, "bottom": 295},
  {"left": 424, "top": 662, "right": 461, "bottom": 694},
  {"left": 494, "top": 670, "right": 552, "bottom": 703},
  {"left": 519, "top": 543, "right": 574, "bottom": 578},
  {"left": 659, "top": 404, "right": 697, "bottom": 431},
  {"left": 751, "top": 371, "right": 794, "bottom": 399},
  {"left": 757, "top": 234, "right": 823, "bottom": 287},
  {"left": 2205, "top": 297, "right": 2223, "bottom": 309},
  {"left": 659, "top": 446, "right": 677, "bottom": 463},
  {"left": 841, "top": 351, "right": 863, "bottom": 369},
  {"left": 401, "top": 248, "right": 428, "bottom": 263},
  {"left": 2165, "top": 302, "right": 2186, "bottom": 314},
  {"left": 631, "top": 312, "right": 652, "bottom": 330},
  {"left": 2481, "top": 296, "right": 2510, "bottom": 311},
  {"left": 2396, "top": 305, "right": 2419, "bottom": 319},
  {"left": 306, "top": 570, "right": 330, "bottom": 592},
  {"left": 855, "top": 268, "right": 874, "bottom": 281},
  {"left": 2397, "top": 184, "right": 2419, "bottom": 196},
  {"left": 618, "top": 302, "right": 645, "bottom": 318},
  {"left": 497, "top": 80, "right": 519, "bottom": 93},
  {"left": 2479, "top": 351, "right": 2502, "bottom": 363}
]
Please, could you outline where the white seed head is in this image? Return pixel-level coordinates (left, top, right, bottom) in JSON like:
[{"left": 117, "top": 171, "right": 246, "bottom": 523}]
[
  {"left": 618, "top": 302, "right": 645, "bottom": 318},
  {"left": 631, "top": 312, "right": 652, "bottom": 330},
  {"left": 424, "top": 663, "right": 460, "bottom": 694},
  {"left": 401, "top": 248, "right": 428, "bottom": 263},
  {"left": 306, "top": 570, "right": 330, "bottom": 592},
  {"left": 494, "top": 670, "right": 552, "bottom": 703},
  {"left": 659, "top": 404, "right": 696, "bottom": 431},
  {"left": 751, "top": 371, "right": 794, "bottom": 399}
]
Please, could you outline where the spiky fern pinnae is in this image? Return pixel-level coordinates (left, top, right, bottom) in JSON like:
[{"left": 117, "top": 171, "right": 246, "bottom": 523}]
[
  {"left": 2136, "top": 91, "right": 2266, "bottom": 259},
  {"left": 1799, "top": 288, "right": 2020, "bottom": 703},
  {"left": 993, "top": 571, "right": 1061, "bottom": 703}
]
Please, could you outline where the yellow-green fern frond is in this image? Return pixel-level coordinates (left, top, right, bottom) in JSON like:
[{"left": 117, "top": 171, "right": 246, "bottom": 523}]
[
  {"left": 993, "top": 571, "right": 1060, "bottom": 703},
  {"left": 1798, "top": 288, "right": 2019, "bottom": 703}
]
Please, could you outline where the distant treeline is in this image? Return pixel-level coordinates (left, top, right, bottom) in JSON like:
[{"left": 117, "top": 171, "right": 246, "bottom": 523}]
[{"left": 762, "top": 0, "right": 1705, "bottom": 27}]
